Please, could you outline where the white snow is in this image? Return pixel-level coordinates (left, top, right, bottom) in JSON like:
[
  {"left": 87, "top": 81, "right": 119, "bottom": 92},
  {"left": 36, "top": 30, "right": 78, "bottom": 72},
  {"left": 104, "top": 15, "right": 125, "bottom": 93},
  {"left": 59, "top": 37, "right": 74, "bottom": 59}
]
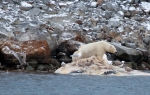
[
  {"left": 129, "top": 6, "right": 135, "bottom": 11},
  {"left": 120, "top": 5, "right": 128, "bottom": 11},
  {"left": 117, "top": 11, "right": 124, "bottom": 16},
  {"left": 50, "top": 0, "right": 56, "bottom": 5},
  {"left": 141, "top": 22, "right": 150, "bottom": 30},
  {"left": 59, "top": 2, "right": 67, "bottom": 6},
  {"left": 91, "top": 2, "right": 97, "bottom": 7},
  {"left": 43, "top": 13, "right": 68, "bottom": 18},
  {"left": 21, "top": 1, "right": 32, "bottom": 8},
  {"left": 141, "top": 2, "right": 150, "bottom": 12}
]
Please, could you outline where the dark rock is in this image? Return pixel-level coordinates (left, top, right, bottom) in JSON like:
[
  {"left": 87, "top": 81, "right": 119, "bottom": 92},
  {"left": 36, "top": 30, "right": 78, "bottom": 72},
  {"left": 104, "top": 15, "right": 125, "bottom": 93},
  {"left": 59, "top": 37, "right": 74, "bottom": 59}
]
[
  {"left": 147, "top": 58, "right": 150, "bottom": 64},
  {"left": 37, "top": 65, "right": 50, "bottom": 71},
  {"left": 112, "top": 43, "right": 143, "bottom": 62},
  {"left": 27, "top": 60, "right": 38, "bottom": 68},
  {"left": 139, "top": 61, "right": 150, "bottom": 70},
  {"left": 102, "top": 11, "right": 112, "bottom": 20},
  {"left": 75, "top": 20, "right": 83, "bottom": 25},
  {"left": 124, "top": 11, "right": 132, "bottom": 18},
  {"left": 143, "top": 35, "right": 150, "bottom": 45},
  {"left": 59, "top": 56, "right": 72, "bottom": 63},
  {"left": 124, "top": 43, "right": 136, "bottom": 49},
  {"left": 136, "top": 48, "right": 148, "bottom": 59},
  {"left": 50, "top": 58, "right": 61, "bottom": 68},
  {"left": 25, "top": 65, "right": 34, "bottom": 71},
  {"left": 125, "top": 62, "right": 139, "bottom": 69},
  {"left": 103, "top": 71, "right": 116, "bottom": 75}
]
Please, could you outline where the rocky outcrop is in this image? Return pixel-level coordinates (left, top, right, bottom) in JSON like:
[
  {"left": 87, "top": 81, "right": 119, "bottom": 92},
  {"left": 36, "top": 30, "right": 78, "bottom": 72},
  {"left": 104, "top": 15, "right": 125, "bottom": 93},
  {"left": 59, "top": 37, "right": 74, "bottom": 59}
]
[
  {"left": 112, "top": 43, "right": 143, "bottom": 62},
  {"left": 0, "top": 39, "right": 57, "bottom": 71}
]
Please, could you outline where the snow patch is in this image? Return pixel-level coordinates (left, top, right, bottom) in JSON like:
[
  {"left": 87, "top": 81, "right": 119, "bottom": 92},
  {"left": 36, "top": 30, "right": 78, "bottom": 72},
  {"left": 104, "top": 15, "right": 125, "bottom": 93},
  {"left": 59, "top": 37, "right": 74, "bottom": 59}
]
[
  {"left": 129, "top": 6, "right": 135, "bottom": 11},
  {"left": 141, "top": 22, "right": 150, "bottom": 30},
  {"left": 141, "top": 2, "right": 150, "bottom": 12},
  {"left": 43, "top": 13, "right": 68, "bottom": 18},
  {"left": 91, "top": 2, "right": 97, "bottom": 7},
  {"left": 21, "top": 1, "right": 32, "bottom": 8}
]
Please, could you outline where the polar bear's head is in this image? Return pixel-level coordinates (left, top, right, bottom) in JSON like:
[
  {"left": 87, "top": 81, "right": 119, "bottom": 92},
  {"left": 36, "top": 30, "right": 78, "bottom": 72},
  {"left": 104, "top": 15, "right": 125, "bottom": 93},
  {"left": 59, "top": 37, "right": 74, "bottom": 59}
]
[{"left": 106, "top": 45, "right": 117, "bottom": 53}]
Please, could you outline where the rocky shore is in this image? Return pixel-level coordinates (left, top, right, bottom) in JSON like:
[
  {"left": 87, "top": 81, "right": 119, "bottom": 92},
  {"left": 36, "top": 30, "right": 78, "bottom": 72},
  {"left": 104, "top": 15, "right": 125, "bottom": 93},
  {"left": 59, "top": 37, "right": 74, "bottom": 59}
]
[{"left": 0, "top": 0, "right": 150, "bottom": 74}]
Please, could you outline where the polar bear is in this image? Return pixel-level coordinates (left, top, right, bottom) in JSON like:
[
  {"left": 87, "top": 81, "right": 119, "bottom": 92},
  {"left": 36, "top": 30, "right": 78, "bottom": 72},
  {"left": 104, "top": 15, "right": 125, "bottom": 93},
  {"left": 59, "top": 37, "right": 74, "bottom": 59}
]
[{"left": 72, "top": 41, "right": 117, "bottom": 62}]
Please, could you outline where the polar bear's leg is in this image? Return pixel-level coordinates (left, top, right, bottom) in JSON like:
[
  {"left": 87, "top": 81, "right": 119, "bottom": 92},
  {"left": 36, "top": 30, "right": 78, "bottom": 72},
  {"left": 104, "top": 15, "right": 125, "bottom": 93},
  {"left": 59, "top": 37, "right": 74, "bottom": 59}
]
[{"left": 96, "top": 56, "right": 103, "bottom": 62}]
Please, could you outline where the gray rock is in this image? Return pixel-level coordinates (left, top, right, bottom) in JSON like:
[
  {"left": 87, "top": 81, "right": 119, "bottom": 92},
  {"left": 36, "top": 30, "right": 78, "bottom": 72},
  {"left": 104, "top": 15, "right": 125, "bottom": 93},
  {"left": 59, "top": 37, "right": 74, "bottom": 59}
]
[
  {"left": 12, "top": 0, "right": 21, "bottom": 4},
  {"left": 102, "top": 11, "right": 112, "bottom": 19},
  {"left": 108, "top": 17, "right": 120, "bottom": 28},
  {"left": 28, "top": 8, "right": 41, "bottom": 16},
  {"left": 37, "top": 65, "right": 50, "bottom": 71},
  {"left": 25, "top": 65, "right": 34, "bottom": 71},
  {"left": 34, "top": 4, "right": 48, "bottom": 10},
  {"left": 124, "top": 43, "right": 137, "bottom": 49},
  {"left": 143, "top": 35, "right": 150, "bottom": 45},
  {"left": 112, "top": 43, "right": 143, "bottom": 62},
  {"left": 124, "top": 11, "right": 132, "bottom": 18},
  {"left": 28, "top": 60, "right": 38, "bottom": 68}
]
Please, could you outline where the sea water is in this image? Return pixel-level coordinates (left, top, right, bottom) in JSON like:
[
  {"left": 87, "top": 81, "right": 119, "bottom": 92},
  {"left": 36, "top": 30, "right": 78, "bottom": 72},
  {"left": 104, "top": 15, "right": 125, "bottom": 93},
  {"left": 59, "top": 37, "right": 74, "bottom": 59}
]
[{"left": 0, "top": 71, "right": 150, "bottom": 95}]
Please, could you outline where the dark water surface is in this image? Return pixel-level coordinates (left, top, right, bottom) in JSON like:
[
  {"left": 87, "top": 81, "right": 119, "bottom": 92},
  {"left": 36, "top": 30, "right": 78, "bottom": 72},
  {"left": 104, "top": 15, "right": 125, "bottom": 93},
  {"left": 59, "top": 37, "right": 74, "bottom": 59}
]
[{"left": 0, "top": 71, "right": 150, "bottom": 95}]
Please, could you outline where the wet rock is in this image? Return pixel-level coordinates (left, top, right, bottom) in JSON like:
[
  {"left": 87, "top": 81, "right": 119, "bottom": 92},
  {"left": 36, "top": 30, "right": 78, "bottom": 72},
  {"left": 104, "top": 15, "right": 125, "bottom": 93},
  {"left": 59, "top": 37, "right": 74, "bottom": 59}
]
[
  {"left": 28, "top": 60, "right": 38, "bottom": 68},
  {"left": 112, "top": 43, "right": 143, "bottom": 62},
  {"left": 25, "top": 65, "right": 34, "bottom": 71},
  {"left": 139, "top": 61, "right": 150, "bottom": 70},
  {"left": 50, "top": 58, "right": 61, "bottom": 69},
  {"left": 37, "top": 65, "right": 50, "bottom": 71}
]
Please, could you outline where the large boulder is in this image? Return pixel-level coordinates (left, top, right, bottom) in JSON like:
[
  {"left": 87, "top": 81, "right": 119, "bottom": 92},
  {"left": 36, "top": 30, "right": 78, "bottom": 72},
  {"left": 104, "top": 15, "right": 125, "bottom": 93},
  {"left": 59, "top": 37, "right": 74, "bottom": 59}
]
[
  {"left": 111, "top": 43, "right": 143, "bottom": 62},
  {"left": 0, "top": 39, "right": 51, "bottom": 68}
]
